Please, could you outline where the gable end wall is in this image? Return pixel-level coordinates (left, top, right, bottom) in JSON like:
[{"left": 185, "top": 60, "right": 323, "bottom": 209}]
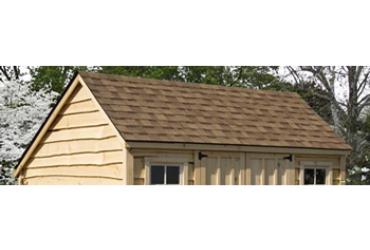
[{"left": 20, "top": 82, "right": 126, "bottom": 185}]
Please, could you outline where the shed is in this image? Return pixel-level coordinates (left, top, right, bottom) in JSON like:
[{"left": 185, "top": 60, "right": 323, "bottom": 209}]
[{"left": 14, "top": 72, "right": 351, "bottom": 185}]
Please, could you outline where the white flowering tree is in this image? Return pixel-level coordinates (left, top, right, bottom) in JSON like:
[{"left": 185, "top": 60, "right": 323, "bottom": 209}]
[{"left": 0, "top": 78, "right": 58, "bottom": 184}]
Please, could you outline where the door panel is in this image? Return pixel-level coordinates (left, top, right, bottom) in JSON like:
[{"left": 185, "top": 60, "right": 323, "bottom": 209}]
[
  {"left": 250, "top": 159, "right": 263, "bottom": 185},
  {"left": 247, "top": 155, "right": 290, "bottom": 185},
  {"left": 265, "top": 159, "right": 276, "bottom": 185},
  {"left": 203, "top": 153, "right": 242, "bottom": 185},
  {"left": 205, "top": 157, "right": 219, "bottom": 185},
  {"left": 277, "top": 159, "right": 288, "bottom": 185},
  {"left": 220, "top": 158, "right": 231, "bottom": 185},
  {"left": 233, "top": 158, "right": 241, "bottom": 185}
]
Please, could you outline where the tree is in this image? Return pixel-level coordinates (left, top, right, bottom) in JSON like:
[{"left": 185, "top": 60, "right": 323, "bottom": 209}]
[
  {"left": 99, "top": 66, "right": 282, "bottom": 87},
  {"left": 285, "top": 66, "right": 370, "bottom": 183},
  {"left": 291, "top": 81, "right": 332, "bottom": 124},
  {"left": 0, "top": 76, "right": 58, "bottom": 184},
  {"left": 0, "top": 66, "right": 21, "bottom": 82},
  {"left": 29, "top": 66, "right": 89, "bottom": 93},
  {"left": 29, "top": 66, "right": 285, "bottom": 92},
  {"left": 99, "top": 66, "right": 181, "bottom": 81}
]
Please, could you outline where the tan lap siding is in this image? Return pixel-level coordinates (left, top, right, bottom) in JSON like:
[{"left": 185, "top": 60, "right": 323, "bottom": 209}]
[
  {"left": 23, "top": 176, "right": 123, "bottom": 185},
  {"left": 21, "top": 84, "right": 125, "bottom": 185}
]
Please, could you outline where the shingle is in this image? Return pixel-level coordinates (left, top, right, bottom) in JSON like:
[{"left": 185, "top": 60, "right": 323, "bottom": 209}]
[{"left": 79, "top": 72, "right": 351, "bottom": 150}]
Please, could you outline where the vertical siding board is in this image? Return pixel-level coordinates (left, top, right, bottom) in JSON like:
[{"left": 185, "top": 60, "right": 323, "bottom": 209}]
[
  {"left": 193, "top": 151, "right": 201, "bottom": 185},
  {"left": 340, "top": 155, "right": 346, "bottom": 185},
  {"left": 183, "top": 162, "right": 189, "bottom": 185},
  {"left": 125, "top": 148, "right": 134, "bottom": 185},
  {"left": 240, "top": 153, "right": 246, "bottom": 185},
  {"left": 230, "top": 159, "right": 235, "bottom": 185},
  {"left": 200, "top": 154, "right": 206, "bottom": 185},
  {"left": 285, "top": 155, "right": 296, "bottom": 185},
  {"left": 245, "top": 153, "right": 251, "bottom": 185},
  {"left": 327, "top": 165, "right": 333, "bottom": 185},
  {"left": 260, "top": 158, "right": 265, "bottom": 185}
]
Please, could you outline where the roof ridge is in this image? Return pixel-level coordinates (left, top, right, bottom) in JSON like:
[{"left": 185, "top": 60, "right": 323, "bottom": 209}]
[{"left": 78, "top": 71, "right": 299, "bottom": 97}]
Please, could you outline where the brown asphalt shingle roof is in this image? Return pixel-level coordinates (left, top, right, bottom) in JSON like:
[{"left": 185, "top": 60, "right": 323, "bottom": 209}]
[{"left": 79, "top": 72, "right": 351, "bottom": 150}]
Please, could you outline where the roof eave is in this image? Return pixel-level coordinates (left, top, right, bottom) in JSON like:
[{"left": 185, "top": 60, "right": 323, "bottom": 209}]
[{"left": 125, "top": 140, "right": 351, "bottom": 156}]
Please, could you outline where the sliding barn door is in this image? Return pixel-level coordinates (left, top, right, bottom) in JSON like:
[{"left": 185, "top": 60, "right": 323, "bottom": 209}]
[{"left": 246, "top": 154, "right": 291, "bottom": 185}]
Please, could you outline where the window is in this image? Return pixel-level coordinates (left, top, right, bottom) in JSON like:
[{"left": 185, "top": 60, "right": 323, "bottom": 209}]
[
  {"left": 304, "top": 168, "right": 326, "bottom": 185},
  {"left": 150, "top": 165, "right": 180, "bottom": 185}
]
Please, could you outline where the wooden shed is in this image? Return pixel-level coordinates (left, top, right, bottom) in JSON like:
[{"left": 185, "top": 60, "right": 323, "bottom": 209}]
[{"left": 14, "top": 72, "right": 351, "bottom": 185}]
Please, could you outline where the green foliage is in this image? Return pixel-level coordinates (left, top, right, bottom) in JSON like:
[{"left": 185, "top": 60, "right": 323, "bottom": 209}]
[
  {"left": 30, "top": 66, "right": 287, "bottom": 93},
  {"left": 347, "top": 158, "right": 370, "bottom": 185},
  {"left": 179, "top": 66, "right": 232, "bottom": 85},
  {"left": 99, "top": 66, "right": 281, "bottom": 87},
  {"left": 30, "top": 66, "right": 88, "bottom": 93},
  {"left": 100, "top": 66, "right": 181, "bottom": 81},
  {"left": 293, "top": 81, "right": 332, "bottom": 124},
  {"left": 231, "top": 66, "right": 280, "bottom": 88}
]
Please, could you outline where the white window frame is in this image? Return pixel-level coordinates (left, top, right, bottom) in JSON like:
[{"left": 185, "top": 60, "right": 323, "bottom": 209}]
[
  {"left": 144, "top": 157, "right": 188, "bottom": 185},
  {"left": 299, "top": 160, "right": 332, "bottom": 185}
]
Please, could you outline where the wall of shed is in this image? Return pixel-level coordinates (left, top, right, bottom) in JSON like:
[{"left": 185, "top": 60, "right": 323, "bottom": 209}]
[
  {"left": 20, "top": 83, "right": 125, "bottom": 185},
  {"left": 132, "top": 149, "right": 195, "bottom": 184},
  {"left": 132, "top": 148, "right": 345, "bottom": 185}
]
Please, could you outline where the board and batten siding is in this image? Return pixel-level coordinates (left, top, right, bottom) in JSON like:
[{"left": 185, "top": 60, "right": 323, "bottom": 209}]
[
  {"left": 20, "top": 83, "right": 126, "bottom": 185},
  {"left": 245, "top": 153, "right": 294, "bottom": 185},
  {"left": 131, "top": 148, "right": 345, "bottom": 185}
]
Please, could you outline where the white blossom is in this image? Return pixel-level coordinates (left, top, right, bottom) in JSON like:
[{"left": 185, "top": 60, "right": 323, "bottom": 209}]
[{"left": 0, "top": 78, "right": 57, "bottom": 183}]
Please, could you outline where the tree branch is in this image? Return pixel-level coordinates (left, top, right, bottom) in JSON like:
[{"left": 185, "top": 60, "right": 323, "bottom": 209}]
[{"left": 0, "top": 66, "right": 11, "bottom": 81}]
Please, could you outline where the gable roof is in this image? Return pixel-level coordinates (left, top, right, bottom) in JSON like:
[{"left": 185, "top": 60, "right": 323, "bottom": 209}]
[{"left": 78, "top": 72, "right": 350, "bottom": 151}]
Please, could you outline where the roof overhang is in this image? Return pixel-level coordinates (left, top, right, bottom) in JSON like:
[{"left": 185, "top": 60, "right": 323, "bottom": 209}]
[{"left": 126, "top": 141, "right": 351, "bottom": 156}]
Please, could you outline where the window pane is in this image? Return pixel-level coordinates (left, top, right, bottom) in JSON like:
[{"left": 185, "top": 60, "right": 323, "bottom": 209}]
[
  {"left": 316, "top": 169, "right": 326, "bottom": 184},
  {"left": 304, "top": 169, "right": 315, "bottom": 185},
  {"left": 151, "top": 166, "right": 165, "bottom": 184},
  {"left": 166, "top": 166, "right": 180, "bottom": 184}
]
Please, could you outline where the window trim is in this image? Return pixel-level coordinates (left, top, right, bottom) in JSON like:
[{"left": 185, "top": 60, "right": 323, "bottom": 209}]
[
  {"left": 144, "top": 156, "right": 188, "bottom": 185},
  {"left": 298, "top": 160, "right": 332, "bottom": 185},
  {"left": 150, "top": 164, "right": 182, "bottom": 185}
]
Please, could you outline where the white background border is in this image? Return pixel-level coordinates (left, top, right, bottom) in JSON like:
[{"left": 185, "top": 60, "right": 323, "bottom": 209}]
[
  {"left": 2, "top": 0, "right": 370, "bottom": 249},
  {"left": 1, "top": 186, "right": 368, "bottom": 250},
  {"left": 2, "top": 0, "right": 370, "bottom": 65}
]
